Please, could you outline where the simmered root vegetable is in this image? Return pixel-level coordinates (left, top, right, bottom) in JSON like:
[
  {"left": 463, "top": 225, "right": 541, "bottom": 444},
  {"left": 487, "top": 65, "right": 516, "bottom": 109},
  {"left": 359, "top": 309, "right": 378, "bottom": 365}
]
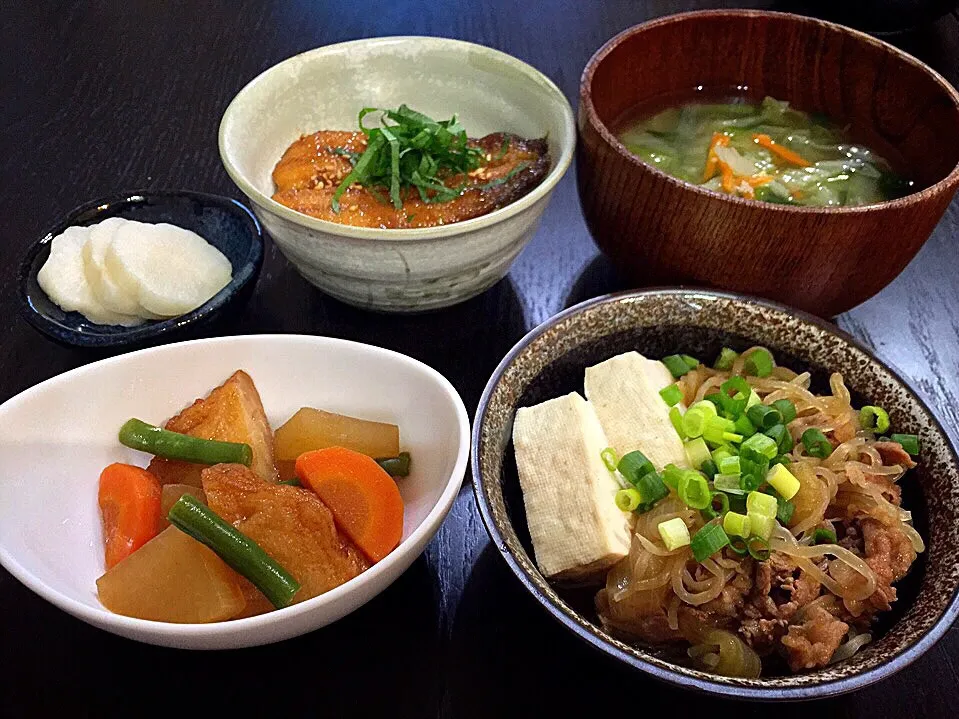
[
  {"left": 274, "top": 407, "right": 399, "bottom": 478},
  {"left": 159, "top": 484, "right": 207, "bottom": 530},
  {"left": 98, "top": 463, "right": 162, "bottom": 569},
  {"left": 96, "top": 526, "right": 246, "bottom": 623},
  {"left": 296, "top": 447, "right": 404, "bottom": 562},
  {"left": 94, "top": 370, "right": 407, "bottom": 623}
]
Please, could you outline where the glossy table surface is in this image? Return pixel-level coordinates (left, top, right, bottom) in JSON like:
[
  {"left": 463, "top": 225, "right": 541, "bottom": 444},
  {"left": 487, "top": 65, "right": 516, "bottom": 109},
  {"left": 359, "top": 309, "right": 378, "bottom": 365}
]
[{"left": 2, "top": 1, "right": 958, "bottom": 715}]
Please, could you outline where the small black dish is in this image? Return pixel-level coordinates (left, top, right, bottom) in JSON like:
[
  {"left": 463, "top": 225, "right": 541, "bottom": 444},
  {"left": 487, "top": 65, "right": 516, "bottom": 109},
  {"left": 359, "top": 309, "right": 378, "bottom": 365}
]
[{"left": 18, "top": 190, "right": 264, "bottom": 348}]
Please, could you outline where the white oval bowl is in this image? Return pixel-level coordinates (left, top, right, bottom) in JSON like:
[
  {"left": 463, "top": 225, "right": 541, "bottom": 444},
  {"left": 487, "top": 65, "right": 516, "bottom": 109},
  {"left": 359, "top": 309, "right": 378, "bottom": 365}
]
[
  {"left": 219, "top": 36, "right": 576, "bottom": 312},
  {"left": 0, "top": 335, "right": 469, "bottom": 649}
]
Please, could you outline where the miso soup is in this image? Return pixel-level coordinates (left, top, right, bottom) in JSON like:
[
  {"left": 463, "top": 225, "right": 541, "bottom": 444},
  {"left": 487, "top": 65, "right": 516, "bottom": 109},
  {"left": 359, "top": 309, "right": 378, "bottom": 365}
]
[{"left": 618, "top": 95, "right": 913, "bottom": 207}]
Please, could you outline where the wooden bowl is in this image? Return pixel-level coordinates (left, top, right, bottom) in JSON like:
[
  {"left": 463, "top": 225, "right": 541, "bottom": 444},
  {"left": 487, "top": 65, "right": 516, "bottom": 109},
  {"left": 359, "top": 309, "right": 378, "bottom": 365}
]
[{"left": 578, "top": 10, "right": 959, "bottom": 317}]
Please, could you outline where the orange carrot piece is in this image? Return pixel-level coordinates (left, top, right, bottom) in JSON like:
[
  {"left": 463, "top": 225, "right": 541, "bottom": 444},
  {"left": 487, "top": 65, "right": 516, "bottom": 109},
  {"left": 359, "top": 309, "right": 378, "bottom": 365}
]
[
  {"left": 98, "top": 463, "right": 162, "bottom": 569},
  {"left": 295, "top": 447, "right": 404, "bottom": 563},
  {"left": 720, "top": 161, "right": 736, "bottom": 193},
  {"left": 745, "top": 175, "right": 774, "bottom": 187},
  {"left": 703, "top": 133, "right": 729, "bottom": 181},
  {"left": 753, "top": 134, "right": 812, "bottom": 167}
]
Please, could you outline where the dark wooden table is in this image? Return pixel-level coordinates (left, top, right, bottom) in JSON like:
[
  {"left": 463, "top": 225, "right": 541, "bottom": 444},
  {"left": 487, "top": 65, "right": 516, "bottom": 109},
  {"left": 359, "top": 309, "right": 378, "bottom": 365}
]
[{"left": 3, "top": 1, "right": 958, "bottom": 715}]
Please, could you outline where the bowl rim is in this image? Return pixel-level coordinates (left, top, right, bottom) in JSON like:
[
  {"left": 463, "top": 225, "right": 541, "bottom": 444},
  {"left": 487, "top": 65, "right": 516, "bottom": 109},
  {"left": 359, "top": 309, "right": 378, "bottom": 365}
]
[
  {"left": 17, "top": 188, "right": 264, "bottom": 348},
  {"left": 0, "top": 333, "right": 471, "bottom": 643},
  {"left": 218, "top": 35, "right": 576, "bottom": 241},
  {"left": 579, "top": 9, "right": 959, "bottom": 214},
  {"left": 470, "top": 287, "right": 959, "bottom": 700}
]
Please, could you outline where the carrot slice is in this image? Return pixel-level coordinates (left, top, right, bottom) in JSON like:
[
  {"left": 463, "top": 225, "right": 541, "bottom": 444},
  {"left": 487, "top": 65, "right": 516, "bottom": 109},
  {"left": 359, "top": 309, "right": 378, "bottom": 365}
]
[
  {"left": 295, "top": 447, "right": 404, "bottom": 563},
  {"left": 98, "top": 463, "right": 162, "bottom": 569},
  {"left": 752, "top": 134, "right": 812, "bottom": 167},
  {"left": 703, "top": 133, "right": 729, "bottom": 181}
]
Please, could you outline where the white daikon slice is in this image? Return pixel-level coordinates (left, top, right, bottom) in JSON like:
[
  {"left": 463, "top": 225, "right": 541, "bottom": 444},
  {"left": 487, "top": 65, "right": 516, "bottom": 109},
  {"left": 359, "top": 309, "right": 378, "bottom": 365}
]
[
  {"left": 105, "top": 222, "right": 232, "bottom": 317},
  {"left": 82, "top": 218, "right": 142, "bottom": 316},
  {"left": 37, "top": 226, "right": 144, "bottom": 327}
]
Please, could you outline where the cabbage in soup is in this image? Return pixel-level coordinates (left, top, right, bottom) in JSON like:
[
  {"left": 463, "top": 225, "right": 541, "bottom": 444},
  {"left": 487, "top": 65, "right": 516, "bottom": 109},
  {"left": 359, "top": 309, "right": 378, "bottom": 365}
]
[{"left": 618, "top": 96, "right": 912, "bottom": 207}]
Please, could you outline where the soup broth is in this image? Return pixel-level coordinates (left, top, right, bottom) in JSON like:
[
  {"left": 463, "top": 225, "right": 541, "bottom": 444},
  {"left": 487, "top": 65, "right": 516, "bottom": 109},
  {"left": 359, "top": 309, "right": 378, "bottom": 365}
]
[{"left": 617, "top": 94, "right": 913, "bottom": 207}]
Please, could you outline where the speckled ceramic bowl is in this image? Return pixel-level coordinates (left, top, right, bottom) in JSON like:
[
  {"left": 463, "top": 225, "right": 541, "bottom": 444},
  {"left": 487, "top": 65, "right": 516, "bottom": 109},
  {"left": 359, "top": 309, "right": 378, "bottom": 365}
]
[
  {"left": 471, "top": 289, "right": 959, "bottom": 700},
  {"left": 219, "top": 36, "right": 575, "bottom": 313}
]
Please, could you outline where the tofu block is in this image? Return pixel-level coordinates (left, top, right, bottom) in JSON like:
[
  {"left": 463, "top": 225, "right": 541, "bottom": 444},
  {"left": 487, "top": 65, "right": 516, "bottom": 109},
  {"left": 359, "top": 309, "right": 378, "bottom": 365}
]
[
  {"left": 585, "top": 351, "right": 688, "bottom": 470},
  {"left": 512, "top": 392, "right": 631, "bottom": 582}
]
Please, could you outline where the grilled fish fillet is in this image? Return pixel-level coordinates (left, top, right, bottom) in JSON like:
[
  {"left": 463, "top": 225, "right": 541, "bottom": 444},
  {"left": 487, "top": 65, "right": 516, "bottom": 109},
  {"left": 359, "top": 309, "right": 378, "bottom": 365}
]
[
  {"left": 148, "top": 370, "right": 279, "bottom": 486},
  {"left": 272, "top": 131, "right": 550, "bottom": 228}
]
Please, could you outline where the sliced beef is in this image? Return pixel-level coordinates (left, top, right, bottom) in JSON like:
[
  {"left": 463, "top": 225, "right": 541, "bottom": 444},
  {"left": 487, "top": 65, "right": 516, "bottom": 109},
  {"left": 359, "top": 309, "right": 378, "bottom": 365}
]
[
  {"left": 781, "top": 604, "right": 850, "bottom": 671},
  {"left": 740, "top": 554, "right": 822, "bottom": 654},
  {"left": 859, "top": 518, "right": 917, "bottom": 613},
  {"left": 874, "top": 441, "right": 918, "bottom": 469}
]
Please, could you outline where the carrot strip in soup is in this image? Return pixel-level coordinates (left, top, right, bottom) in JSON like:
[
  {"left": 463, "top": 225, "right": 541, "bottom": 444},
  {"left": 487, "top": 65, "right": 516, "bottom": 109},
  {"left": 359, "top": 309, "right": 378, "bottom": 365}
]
[
  {"left": 98, "top": 463, "right": 162, "bottom": 569},
  {"left": 752, "top": 134, "right": 812, "bottom": 167},
  {"left": 295, "top": 447, "right": 404, "bottom": 563},
  {"left": 720, "top": 161, "right": 736, "bottom": 193},
  {"left": 703, "top": 133, "right": 729, "bottom": 181}
]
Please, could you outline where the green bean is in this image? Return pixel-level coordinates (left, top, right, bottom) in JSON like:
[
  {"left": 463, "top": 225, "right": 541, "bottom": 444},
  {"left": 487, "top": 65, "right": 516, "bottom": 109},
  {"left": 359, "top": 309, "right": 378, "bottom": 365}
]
[
  {"left": 376, "top": 451, "right": 411, "bottom": 477},
  {"left": 167, "top": 494, "right": 300, "bottom": 609},
  {"left": 119, "top": 418, "right": 252, "bottom": 466}
]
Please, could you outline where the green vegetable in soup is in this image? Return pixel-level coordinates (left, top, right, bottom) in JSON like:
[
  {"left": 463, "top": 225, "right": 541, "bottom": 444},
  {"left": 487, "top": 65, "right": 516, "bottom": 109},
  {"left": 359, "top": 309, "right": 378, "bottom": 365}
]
[{"left": 617, "top": 95, "right": 913, "bottom": 207}]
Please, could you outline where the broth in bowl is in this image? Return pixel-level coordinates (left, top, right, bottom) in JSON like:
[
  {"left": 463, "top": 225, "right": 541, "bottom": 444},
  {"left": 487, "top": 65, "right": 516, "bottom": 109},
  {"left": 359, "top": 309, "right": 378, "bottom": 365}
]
[{"left": 617, "top": 93, "right": 913, "bottom": 206}]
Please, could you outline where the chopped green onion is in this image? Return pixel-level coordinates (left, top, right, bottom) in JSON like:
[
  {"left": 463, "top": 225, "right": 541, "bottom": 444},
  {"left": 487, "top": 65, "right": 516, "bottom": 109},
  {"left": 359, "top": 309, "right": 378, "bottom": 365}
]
[
  {"left": 703, "top": 415, "right": 736, "bottom": 445},
  {"left": 617, "top": 451, "right": 654, "bottom": 485},
  {"left": 764, "top": 424, "right": 794, "bottom": 453},
  {"left": 718, "top": 455, "right": 741, "bottom": 475},
  {"left": 684, "top": 438, "right": 712, "bottom": 469},
  {"left": 718, "top": 377, "right": 751, "bottom": 417},
  {"left": 746, "top": 390, "right": 763, "bottom": 409},
  {"left": 678, "top": 471, "right": 711, "bottom": 510},
  {"left": 277, "top": 478, "right": 301, "bottom": 486},
  {"left": 723, "top": 511, "right": 751, "bottom": 538},
  {"left": 683, "top": 408, "right": 711, "bottom": 438},
  {"left": 776, "top": 496, "right": 795, "bottom": 524},
  {"left": 662, "top": 354, "right": 698, "bottom": 378},
  {"left": 748, "top": 512, "right": 776, "bottom": 540},
  {"left": 700, "top": 458, "right": 719, "bottom": 480},
  {"left": 728, "top": 536, "right": 749, "bottom": 555},
  {"left": 662, "top": 463, "right": 684, "bottom": 491},
  {"left": 722, "top": 432, "right": 744, "bottom": 444},
  {"left": 658, "top": 517, "right": 691, "bottom": 551},
  {"left": 600, "top": 447, "right": 619, "bottom": 473},
  {"left": 772, "top": 399, "right": 797, "bottom": 424},
  {"left": 813, "top": 528, "right": 838, "bottom": 545},
  {"left": 890, "top": 433, "right": 920, "bottom": 457},
  {"left": 714, "top": 347, "right": 739, "bottom": 370},
  {"left": 615, "top": 488, "right": 642, "bottom": 512},
  {"left": 711, "top": 446, "right": 734, "bottom": 466},
  {"left": 744, "top": 349, "right": 774, "bottom": 377},
  {"left": 741, "top": 433, "right": 778, "bottom": 460},
  {"left": 636, "top": 471, "right": 669, "bottom": 506},
  {"left": 802, "top": 428, "right": 833, "bottom": 458},
  {"left": 701, "top": 491, "right": 730, "bottom": 521},
  {"left": 766, "top": 463, "right": 800, "bottom": 500},
  {"left": 691, "top": 523, "right": 730, "bottom": 562},
  {"left": 746, "top": 491, "right": 778, "bottom": 518},
  {"left": 734, "top": 414, "right": 757, "bottom": 438},
  {"left": 659, "top": 384, "right": 684, "bottom": 407},
  {"left": 747, "top": 536, "right": 771, "bottom": 561},
  {"left": 770, "top": 453, "right": 792, "bottom": 468},
  {"left": 669, "top": 406, "right": 686, "bottom": 439},
  {"left": 713, "top": 473, "right": 744, "bottom": 494},
  {"left": 746, "top": 404, "right": 782, "bottom": 430},
  {"left": 860, "top": 406, "right": 891, "bottom": 434}
]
